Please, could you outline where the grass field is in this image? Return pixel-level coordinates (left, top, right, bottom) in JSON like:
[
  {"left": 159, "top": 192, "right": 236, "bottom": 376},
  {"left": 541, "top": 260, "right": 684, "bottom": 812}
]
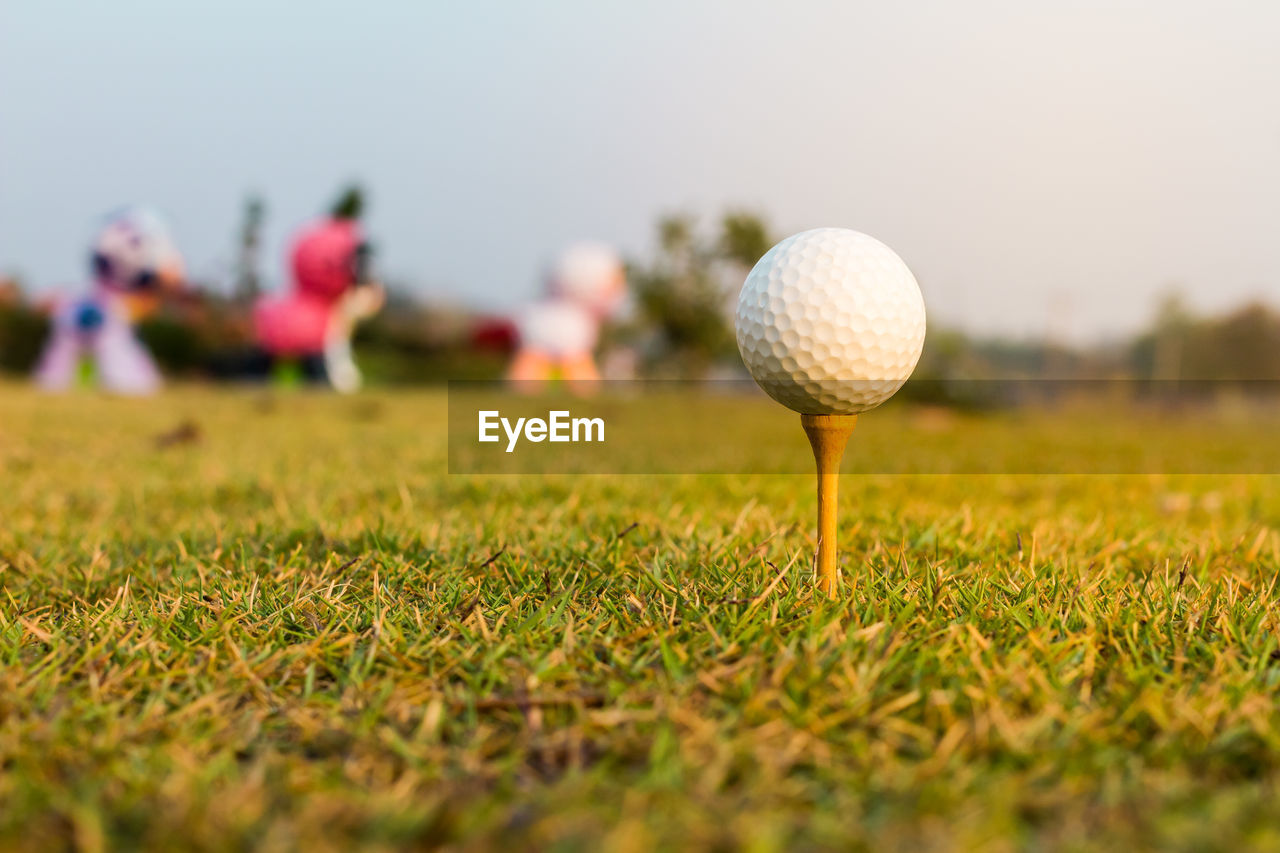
[{"left": 2, "top": 385, "right": 1280, "bottom": 851}]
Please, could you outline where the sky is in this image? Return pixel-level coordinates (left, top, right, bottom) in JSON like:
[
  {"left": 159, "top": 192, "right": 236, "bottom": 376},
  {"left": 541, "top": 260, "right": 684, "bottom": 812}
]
[{"left": 2, "top": 0, "right": 1278, "bottom": 341}]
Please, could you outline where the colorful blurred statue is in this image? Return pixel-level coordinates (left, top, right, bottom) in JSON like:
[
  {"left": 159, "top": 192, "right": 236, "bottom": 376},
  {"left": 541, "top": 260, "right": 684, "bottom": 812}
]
[
  {"left": 34, "top": 206, "right": 185, "bottom": 394},
  {"left": 507, "top": 243, "right": 627, "bottom": 390},
  {"left": 252, "top": 210, "right": 384, "bottom": 392}
]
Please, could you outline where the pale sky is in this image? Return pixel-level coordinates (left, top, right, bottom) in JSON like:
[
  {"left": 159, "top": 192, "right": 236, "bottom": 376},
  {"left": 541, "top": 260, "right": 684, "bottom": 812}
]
[{"left": 2, "top": 0, "right": 1278, "bottom": 341}]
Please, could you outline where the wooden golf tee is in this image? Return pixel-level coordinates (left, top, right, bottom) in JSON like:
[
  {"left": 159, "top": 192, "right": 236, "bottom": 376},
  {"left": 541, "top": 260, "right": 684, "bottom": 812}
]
[{"left": 801, "top": 413, "right": 858, "bottom": 598}]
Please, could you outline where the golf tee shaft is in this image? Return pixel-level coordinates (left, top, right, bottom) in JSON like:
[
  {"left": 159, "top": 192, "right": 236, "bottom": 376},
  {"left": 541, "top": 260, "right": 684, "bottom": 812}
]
[{"left": 800, "top": 414, "right": 858, "bottom": 598}]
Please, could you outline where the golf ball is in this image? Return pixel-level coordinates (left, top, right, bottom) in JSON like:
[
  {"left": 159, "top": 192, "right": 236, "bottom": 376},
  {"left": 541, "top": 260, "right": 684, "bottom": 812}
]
[{"left": 735, "top": 228, "right": 926, "bottom": 414}]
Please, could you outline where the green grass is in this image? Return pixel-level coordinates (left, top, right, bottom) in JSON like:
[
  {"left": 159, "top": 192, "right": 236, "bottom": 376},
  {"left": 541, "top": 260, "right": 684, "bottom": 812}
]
[{"left": 2, "top": 384, "right": 1279, "bottom": 851}]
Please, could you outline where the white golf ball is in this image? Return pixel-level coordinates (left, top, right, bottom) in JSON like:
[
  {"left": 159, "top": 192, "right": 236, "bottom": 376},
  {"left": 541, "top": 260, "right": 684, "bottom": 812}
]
[{"left": 735, "top": 228, "right": 926, "bottom": 414}]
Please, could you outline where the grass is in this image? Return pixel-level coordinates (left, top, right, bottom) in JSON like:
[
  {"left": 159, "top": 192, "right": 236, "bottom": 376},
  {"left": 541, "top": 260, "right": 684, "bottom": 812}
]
[{"left": 1, "top": 384, "right": 1279, "bottom": 850}]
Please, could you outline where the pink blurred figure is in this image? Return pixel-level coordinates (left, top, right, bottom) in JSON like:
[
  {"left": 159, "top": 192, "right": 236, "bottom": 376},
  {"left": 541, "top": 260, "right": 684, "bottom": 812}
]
[{"left": 253, "top": 217, "right": 384, "bottom": 392}]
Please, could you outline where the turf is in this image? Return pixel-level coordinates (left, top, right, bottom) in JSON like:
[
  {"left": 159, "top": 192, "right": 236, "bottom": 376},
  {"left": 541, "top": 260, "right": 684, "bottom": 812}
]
[{"left": 2, "top": 385, "right": 1279, "bottom": 851}]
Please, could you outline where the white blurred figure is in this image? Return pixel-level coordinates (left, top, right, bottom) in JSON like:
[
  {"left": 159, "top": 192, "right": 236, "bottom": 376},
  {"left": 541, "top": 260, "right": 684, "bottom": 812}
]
[
  {"left": 507, "top": 243, "right": 626, "bottom": 392},
  {"left": 34, "top": 207, "right": 184, "bottom": 395}
]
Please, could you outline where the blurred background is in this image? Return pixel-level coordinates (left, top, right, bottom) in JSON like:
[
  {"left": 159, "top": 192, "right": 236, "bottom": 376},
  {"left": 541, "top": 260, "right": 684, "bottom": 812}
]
[{"left": 1, "top": 0, "right": 1278, "bottom": 386}]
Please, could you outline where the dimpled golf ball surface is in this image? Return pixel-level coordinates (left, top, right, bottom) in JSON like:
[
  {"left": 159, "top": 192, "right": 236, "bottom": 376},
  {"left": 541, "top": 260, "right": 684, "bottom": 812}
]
[{"left": 736, "top": 228, "right": 926, "bottom": 414}]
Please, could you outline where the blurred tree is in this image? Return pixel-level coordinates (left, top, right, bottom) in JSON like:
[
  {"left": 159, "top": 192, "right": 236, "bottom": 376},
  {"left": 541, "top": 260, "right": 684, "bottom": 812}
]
[
  {"left": 1192, "top": 302, "right": 1280, "bottom": 380},
  {"left": 629, "top": 211, "right": 773, "bottom": 375},
  {"left": 1132, "top": 295, "right": 1280, "bottom": 392},
  {"left": 719, "top": 211, "right": 772, "bottom": 268},
  {"left": 1151, "top": 290, "right": 1192, "bottom": 382},
  {"left": 234, "top": 195, "right": 265, "bottom": 300},
  {"left": 1132, "top": 291, "right": 1187, "bottom": 383},
  {"left": 0, "top": 275, "right": 21, "bottom": 307},
  {"left": 0, "top": 276, "right": 49, "bottom": 374}
]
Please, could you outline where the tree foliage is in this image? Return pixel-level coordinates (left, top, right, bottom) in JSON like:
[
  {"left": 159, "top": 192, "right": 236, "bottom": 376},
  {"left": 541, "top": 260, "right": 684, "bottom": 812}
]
[
  {"left": 1131, "top": 300, "right": 1280, "bottom": 380},
  {"left": 629, "top": 211, "right": 773, "bottom": 375}
]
